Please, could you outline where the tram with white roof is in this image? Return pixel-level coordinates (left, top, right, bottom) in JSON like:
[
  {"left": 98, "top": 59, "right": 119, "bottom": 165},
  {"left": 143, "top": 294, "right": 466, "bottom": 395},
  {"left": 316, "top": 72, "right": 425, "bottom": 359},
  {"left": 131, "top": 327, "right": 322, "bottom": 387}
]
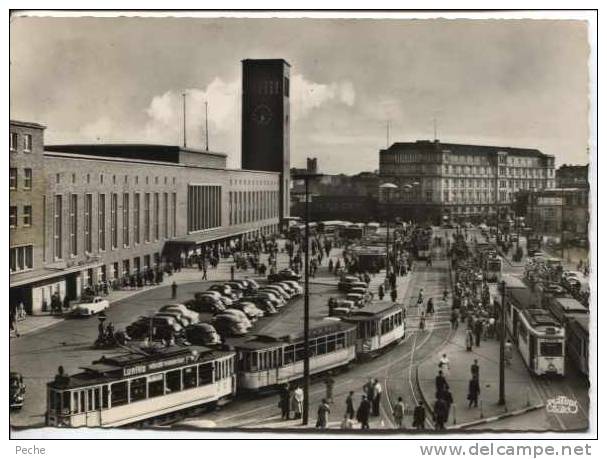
[
  {"left": 46, "top": 346, "right": 236, "bottom": 428},
  {"left": 503, "top": 276, "right": 566, "bottom": 376}
]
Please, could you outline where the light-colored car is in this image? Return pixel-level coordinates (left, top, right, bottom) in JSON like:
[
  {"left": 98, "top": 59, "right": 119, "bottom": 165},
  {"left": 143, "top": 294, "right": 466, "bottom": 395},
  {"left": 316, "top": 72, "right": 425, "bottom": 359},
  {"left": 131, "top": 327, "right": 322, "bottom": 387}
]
[
  {"left": 346, "top": 293, "right": 365, "bottom": 307},
  {"left": 218, "top": 309, "right": 253, "bottom": 329},
  {"left": 282, "top": 280, "right": 303, "bottom": 296},
  {"left": 160, "top": 304, "right": 200, "bottom": 324},
  {"left": 70, "top": 296, "right": 109, "bottom": 317},
  {"left": 185, "top": 323, "right": 221, "bottom": 346},
  {"left": 214, "top": 314, "right": 249, "bottom": 337},
  {"left": 231, "top": 302, "right": 264, "bottom": 320}
]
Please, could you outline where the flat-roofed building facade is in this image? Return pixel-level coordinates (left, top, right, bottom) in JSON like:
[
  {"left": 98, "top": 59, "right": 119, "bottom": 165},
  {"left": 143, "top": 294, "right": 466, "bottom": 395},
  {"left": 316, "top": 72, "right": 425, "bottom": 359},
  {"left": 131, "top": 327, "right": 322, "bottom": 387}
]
[{"left": 379, "top": 140, "right": 555, "bottom": 223}]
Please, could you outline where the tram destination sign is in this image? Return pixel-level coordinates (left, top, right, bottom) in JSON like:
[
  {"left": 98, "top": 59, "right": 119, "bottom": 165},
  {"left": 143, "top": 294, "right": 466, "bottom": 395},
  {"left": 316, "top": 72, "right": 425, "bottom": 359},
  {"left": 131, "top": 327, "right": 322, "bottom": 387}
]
[{"left": 123, "top": 353, "right": 198, "bottom": 377}]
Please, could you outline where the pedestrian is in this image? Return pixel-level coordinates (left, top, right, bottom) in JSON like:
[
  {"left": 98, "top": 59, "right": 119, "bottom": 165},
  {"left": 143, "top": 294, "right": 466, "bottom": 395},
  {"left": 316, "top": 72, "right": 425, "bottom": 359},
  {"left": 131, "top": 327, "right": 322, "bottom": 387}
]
[
  {"left": 378, "top": 284, "right": 385, "bottom": 301},
  {"left": 426, "top": 298, "right": 434, "bottom": 315},
  {"left": 171, "top": 281, "right": 177, "bottom": 299},
  {"left": 316, "top": 399, "right": 331, "bottom": 429},
  {"left": 356, "top": 395, "right": 371, "bottom": 429},
  {"left": 363, "top": 377, "right": 374, "bottom": 401},
  {"left": 419, "top": 312, "right": 426, "bottom": 331},
  {"left": 390, "top": 288, "right": 397, "bottom": 303},
  {"left": 438, "top": 353, "right": 450, "bottom": 376},
  {"left": 435, "top": 370, "right": 448, "bottom": 397},
  {"left": 505, "top": 339, "right": 513, "bottom": 366},
  {"left": 345, "top": 390, "right": 355, "bottom": 419},
  {"left": 467, "top": 376, "right": 480, "bottom": 408},
  {"left": 450, "top": 309, "right": 459, "bottom": 330},
  {"left": 279, "top": 384, "right": 290, "bottom": 420},
  {"left": 470, "top": 359, "right": 480, "bottom": 380},
  {"left": 292, "top": 385, "right": 304, "bottom": 419},
  {"left": 474, "top": 319, "right": 483, "bottom": 347},
  {"left": 325, "top": 372, "right": 335, "bottom": 403},
  {"left": 466, "top": 328, "right": 474, "bottom": 351},
  {"left": 393, "top": 396, "right": 406, "bottom": 428},
  {"left": 202, "top": 263, "right": 208, "bottom": 281},
  {"left": 372, "top": 379, "right": 382, "bottom": 416},
  {"left": 433, "top": 398, "right": 448, "bottom": 430},
  {"left": 230, "top": 265, "right": 235, "bottom": 281},
  {"left": 412, "top": 401, "right": 426, "bottom": 430}
]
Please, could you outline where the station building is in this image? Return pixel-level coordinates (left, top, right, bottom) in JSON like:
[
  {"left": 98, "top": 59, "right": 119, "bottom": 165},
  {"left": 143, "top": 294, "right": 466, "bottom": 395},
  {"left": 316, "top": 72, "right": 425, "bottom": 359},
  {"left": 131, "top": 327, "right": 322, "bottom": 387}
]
[
  {"left": 378, "top": 140, "right": 556, "bottom": 224},
  {"left": 10, "top": 122, "right": 280, "bottom": 315}
]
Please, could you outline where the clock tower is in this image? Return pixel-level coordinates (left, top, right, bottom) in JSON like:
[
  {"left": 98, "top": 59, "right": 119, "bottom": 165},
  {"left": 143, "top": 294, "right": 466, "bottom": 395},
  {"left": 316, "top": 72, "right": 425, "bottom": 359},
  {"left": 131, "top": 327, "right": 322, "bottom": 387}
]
[{"left": 241, "top": 59, "right": 291, "bottom": 222}]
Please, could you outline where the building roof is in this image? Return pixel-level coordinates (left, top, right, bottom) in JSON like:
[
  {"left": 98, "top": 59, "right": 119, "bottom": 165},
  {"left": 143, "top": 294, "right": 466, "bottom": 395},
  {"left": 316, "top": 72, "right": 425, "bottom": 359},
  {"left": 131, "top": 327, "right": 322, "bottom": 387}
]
[
  {"left": 45, "top": 144, "right": 227, "bottom": 163},
  {"left": 10, "top": 119, "right": 46, "bottom": 129},
  {"left": 385, "top": 140, "right": 551, "bottom": 158},
  {"left": 242, "top": 58, "right": 291, "bottom": 67}
]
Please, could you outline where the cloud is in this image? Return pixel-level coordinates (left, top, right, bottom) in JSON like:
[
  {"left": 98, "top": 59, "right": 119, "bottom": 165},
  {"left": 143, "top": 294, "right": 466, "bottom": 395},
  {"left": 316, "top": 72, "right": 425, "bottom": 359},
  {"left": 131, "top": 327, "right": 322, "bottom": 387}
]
[{"left": 291, "top": 74, "right": 356, "bottom": 119}]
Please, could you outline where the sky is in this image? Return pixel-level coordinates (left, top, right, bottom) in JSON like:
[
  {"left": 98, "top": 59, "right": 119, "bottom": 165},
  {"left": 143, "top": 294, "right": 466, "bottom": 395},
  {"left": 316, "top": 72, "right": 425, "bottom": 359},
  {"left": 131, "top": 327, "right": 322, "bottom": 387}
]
[{"left": 10, "top": 16, "right": 590, "bottom": 173}]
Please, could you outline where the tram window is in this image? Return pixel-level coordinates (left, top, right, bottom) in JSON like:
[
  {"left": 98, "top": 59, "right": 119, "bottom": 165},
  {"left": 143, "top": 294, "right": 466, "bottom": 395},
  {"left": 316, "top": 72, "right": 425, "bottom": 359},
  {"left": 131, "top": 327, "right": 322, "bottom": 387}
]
[
  {"left": 148, "top": 374, "right": 165, "bottom": 397},
  {"left": 295, "top": 343, "right": 306, "bottom": 361},
  {"left": 357, "top": 322, "right": 365, "bottom": 339},
  {"left": 327, "top": 335, "right": 336, "bottom": 353},
  {"left": 284, "top": 346, "right": 294, "bottom": 364},
  {"left": 94, "top": 388, "right": 100, "bottom": 410},
  {"left": 199, "top": 363, "right": 213, "bottom": 384},
  {"left": 309, "top": 339, "right": 317, "bottom": 357},
  {"left": 540, "top": 342, "right": 563, "bottom": 357},
  {"left": 102, "top": 385, "right": 109, "bottom": 408},
  {"left": 49, "top": 391, "right": 57, "bottom": 411},
  {"left": 130, "top": 377, "right": 147, "bottom": 402},
  {"left": 111, "top": 382, "right": 128, "bottom": 407},
  {"left": 183, "top": 366, "right": 198, "bottom": 389},
  {"left": 317, "top": 336, "right": 327, "bottom": 355},
  {"left": 88, "top": 389, "right": 93, "bottom": 411},
  {"left": 166, "top": 370, "right": 182, "bottom": 392},
  {"left": 79, "top": 391, "right": 85, "bottom": 413},
  {"left": 336, "top": 333, "right": 345, "bottom": 349}
]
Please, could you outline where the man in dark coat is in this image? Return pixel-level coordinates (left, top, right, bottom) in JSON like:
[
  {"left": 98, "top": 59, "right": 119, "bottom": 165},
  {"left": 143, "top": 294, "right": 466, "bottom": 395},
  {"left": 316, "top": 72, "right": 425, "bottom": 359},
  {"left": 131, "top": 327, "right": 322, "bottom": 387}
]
[
  {"left": 356, "top": 395, "right": 371, "bottom": 429},
  {"left": 413, "top": 401, "right": 426, "bottom": 430},
  {"left": 279, "top": 384, "right": 291, "bottom": 420},
  {"left": 474, "top": 318, "right": 483, "bottom": 347},
  {"left": 435, "top": 370, "right": 448, "bottom": 396},
  {"left": 171, "top": 281, "right": 178, "bottom": 299},
  {"left": 471, "top": 359, "right": 480, "bottom": 380},
  {"left": 433, "top": 398, "right": 448, "bottom": 430},
  {"left": 345, "top": 391, "right": 355, "bottom": 419},
  {"left": 468, "top": 376, "right": 480, "bottom": 408}
]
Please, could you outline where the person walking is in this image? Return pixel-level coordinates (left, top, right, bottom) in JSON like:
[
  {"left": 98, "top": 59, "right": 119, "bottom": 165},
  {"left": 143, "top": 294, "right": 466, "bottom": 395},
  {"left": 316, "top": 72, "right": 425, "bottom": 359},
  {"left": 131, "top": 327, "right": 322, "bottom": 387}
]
[
  {"left": 363, "top": 377, "right": 374, "bottom": 402},
  {"left": 292, "top": 385, "right": 304, "bottom": 419},
  {"left": 230, "top": 265, "right": 235, "bottom": 281},
  {"left": 171, "top": 281, "right": 178, "bottom": 299},
  {"left": 426, "top": 298, "right": 434, "bottom": 315},
  {"left": 390, "top": 288, "right": 397, "bottom": 303},
  {"left": 419, "top": 312, "right": 426, "bottom": 331},
  {"left": 372, "top": 379, "right": 382, "bottom": 416},
  {"left": 467, "top": 376, "right": 480, "bottom": 408},
  {"left": 474, "top": 318, "right": 483, "bottom": 347},
  {"left": 279, "top": 384, "right": 291, "bottom": 420},
  {"left": 356, "top": 395, "right": 371, "bottom": 430},
  {"left": 433, "top": 398, "right": 448, "bottom": 430},
  {"left": 316, "top": 399, "right": 331, "bottom": 429},
  {"left": 465, "top": 328, "right": 474, "bottom": 352},
  {"left": 450, "top": 309, "right": 459, "bottom": 330},
  {"left": 505, "top": 339, "right": 513, "bottom": 366},
  {"left": 392, "top": 397, "right": 406, "bottom": 428},
  {"left": 435, "top": 370, "right": 448, "bottom": 397},
  {"left": 202, "top": 261, "right": 208, "bottom": 281},
  {"left": 378, "top": 284, "right": 385, "bottom": 301},
  {"left": 345, "top": 391, "right": 355, "bottom": 420},
  {"left": 438, "top": 353, "right": 450, "bottom": 377},
  {"left": 470, "top": 359, "right": 480, "bottom": 380},
  {"left": 413, "top": 401, "right": 426, "bottom": 430}
]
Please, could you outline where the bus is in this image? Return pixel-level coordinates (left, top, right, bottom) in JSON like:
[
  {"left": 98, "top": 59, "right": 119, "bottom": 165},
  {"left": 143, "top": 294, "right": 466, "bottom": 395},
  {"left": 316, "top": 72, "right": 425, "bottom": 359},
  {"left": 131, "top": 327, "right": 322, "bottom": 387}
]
[{"left": 503, "top": 277, "right": 566, "bottom": 376}]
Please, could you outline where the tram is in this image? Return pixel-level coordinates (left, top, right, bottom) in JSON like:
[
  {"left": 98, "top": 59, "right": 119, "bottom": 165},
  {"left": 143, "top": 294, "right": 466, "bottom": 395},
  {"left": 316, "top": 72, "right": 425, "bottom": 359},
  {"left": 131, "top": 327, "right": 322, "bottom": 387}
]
[
  {"left": 46, "top": 346, "right": 236, "bottom": 428},
  {"left": 503, "top": 276, "right": 566, "bottom": 376},
  {"left": 235, "top": 322, "right": 357, "bottom": 390},
  {"left": 341, "top": 303, "right": 406, "bottom": 356},
  {"left": 565, "top": 313, "right": 589, "bottom": 377}
]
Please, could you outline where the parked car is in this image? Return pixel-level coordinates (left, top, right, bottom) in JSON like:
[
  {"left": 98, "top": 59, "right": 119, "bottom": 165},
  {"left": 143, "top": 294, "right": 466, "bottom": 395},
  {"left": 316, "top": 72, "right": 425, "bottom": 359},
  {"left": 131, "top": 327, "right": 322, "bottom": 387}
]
[
  {"left": 281, "top": 280, "right": 303, "bottom": 296},
  {"left": 254, "top": 291, "right": 285, "bottom": 308},
  {"left": 195, "top": 291, "right": 233, "bottom": 307},
  {"left": 184, "top": 297, "right": 225, "bottom": 314},
  {"left": 243, "top": 279, "right": 260, "bottom": 291},
  {"left": 213, "top": 314, "right": 249, "bottom": 337},
  {"left": 349, "top": 286, "right": 368, "bottom": 296},
  {"left": 185, "top": 323, "right": 222, "bottom": 346},
  {"left": 126, "top": 316, "right": 184, "bottom": 340},
  {"left": 225, "top": 282, "right": 246, "bottom": 297},
  {"left": 69, "top": 296, "right": 109, "bottom": 317},
  {"left": 155, "top": 311, "right": 192, "bottom": 328},
  {"left": 241, "top": 296, "right": 278, "bottom": 315},
  {"left": 231, "top": 302, "right": 264, "bottom": 320},
  {"left": 159, "top": 304, "right": 199, "bottom": 324},
  {"left": 268, "top": 269, "right": 301, "bottom": 283},
  {"left": 219, "top": 309, "right": 252, "bottom": 329},
  {"left": 338, "top": 276, "right": 362, "bottom": 292},
  {"left": 10, "top": 372, "right": 25, "bottom": 410},
  {"left": 209, "top": 284, "right": 238, "bottom": 301},
  {"left": 275, "top": 282, "right": 298, "bottom": 297},
  {"left": 260, "top": 285, "right": 291, "bottom": 300},
  {"left": 346, "top": 292, "right": 365, "bottom": 308}
]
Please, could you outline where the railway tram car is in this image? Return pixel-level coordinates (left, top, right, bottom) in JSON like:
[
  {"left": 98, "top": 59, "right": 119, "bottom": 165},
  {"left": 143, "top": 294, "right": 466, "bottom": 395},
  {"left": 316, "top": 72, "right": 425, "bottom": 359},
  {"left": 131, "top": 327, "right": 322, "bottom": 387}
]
[
  {"left": 341, "top": 303, "right": 406, "bottom": 356},
  {"left": 46, "top": 345, "right": 236, "bottom": 428},
  {"left": 564, "top": 313, "right": 589, "bottom": 377},
  {"left": 503, "top": 276, "right": 566, "bottom": 376},
  {"left": 234, "top": 322, "right": 357, "bottom": 390}
]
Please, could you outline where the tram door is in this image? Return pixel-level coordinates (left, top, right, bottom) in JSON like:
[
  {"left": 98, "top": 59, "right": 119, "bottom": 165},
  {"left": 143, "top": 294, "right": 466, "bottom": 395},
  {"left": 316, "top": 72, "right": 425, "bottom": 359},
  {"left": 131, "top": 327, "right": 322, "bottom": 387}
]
[{"left": 84, "top": 388, "right": 101, "bottom": 427}]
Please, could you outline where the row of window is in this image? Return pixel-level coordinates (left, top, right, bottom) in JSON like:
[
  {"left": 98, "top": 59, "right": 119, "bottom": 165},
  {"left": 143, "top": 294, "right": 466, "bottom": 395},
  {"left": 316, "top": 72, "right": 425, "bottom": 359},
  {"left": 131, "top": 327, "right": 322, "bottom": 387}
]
[
  {"left": 9, "top": 132, "right": 32, "bottom": 152},
  {"left": 186, "top": 185, "right": 222, "bottom": 233},
  {"left": 55, "top": 172, "right": 177, "bottom": 187},
  {"left": 9, "top": 168, "right": 33, "bottom": 190},
  {"left": 228, "top": 190, "right": 278, "bottom": 226},
  {"left": 9, "top": 205, "right": 32, "bottom": 228},
  {"left": 53, "top": 192, "right": 177, "bottom": 260},
  {"left": 382, "top": 162, "right": 553, "bottom": 178},
  {"left": 48, "top": 358, "right": 233, "bottom": 414},
  {"left": 9, "top": 245, "right": 33, "bottom": 273}
]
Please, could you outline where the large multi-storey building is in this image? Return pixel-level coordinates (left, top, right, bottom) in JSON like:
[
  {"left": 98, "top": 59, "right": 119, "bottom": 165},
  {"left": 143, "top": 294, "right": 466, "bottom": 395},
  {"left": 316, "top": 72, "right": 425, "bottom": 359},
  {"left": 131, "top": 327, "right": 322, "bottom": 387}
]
[
  {"left": 379, "top": 140, "right": 555, "bottom": 223},
  {"left": 556, "top": 164, "right": 589, "bottom": 189},
  {"left": 525, "top": 188, "right": 589, "bottom": 241},
  {"left": 241, "top": 59, "right": 291, "bottom": 223},
  {"left": 9, "top": 134, "right": 281, "bottom": 315}
]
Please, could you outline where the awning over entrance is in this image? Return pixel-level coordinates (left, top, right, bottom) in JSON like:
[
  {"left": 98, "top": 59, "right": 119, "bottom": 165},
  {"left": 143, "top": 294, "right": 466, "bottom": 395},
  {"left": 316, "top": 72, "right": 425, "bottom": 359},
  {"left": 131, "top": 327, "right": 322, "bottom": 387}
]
[{"left": 10, "top": 258, "right": 104, "bottom": 288}]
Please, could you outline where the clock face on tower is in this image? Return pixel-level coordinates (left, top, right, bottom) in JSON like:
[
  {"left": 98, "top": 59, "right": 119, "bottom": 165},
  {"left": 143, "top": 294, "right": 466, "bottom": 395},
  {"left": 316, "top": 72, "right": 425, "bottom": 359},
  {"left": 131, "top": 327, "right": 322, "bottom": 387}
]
[{"left": 251, "top": 104, "right": 273, "bottom": 126}]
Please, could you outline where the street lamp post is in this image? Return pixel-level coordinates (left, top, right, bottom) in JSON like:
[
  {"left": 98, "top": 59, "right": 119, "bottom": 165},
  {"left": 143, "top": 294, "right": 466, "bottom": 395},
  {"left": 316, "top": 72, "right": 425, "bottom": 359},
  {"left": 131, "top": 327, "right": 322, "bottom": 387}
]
[
  {"left": 292, "top": 172, "right": 322, "bottom": 426},
  {"left": 498, "top": 280, "right": 506, "bottom": 405},
  {"left": 380, "top": 183, "right": 398, "bottom": 284}
]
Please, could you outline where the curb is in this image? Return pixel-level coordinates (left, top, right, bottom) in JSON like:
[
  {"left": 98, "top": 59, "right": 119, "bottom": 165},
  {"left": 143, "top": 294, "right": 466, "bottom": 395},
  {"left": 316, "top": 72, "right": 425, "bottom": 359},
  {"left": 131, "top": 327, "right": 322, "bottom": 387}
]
[{"left": 447, "top": 403, "right": 545, "bottom": 430}]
